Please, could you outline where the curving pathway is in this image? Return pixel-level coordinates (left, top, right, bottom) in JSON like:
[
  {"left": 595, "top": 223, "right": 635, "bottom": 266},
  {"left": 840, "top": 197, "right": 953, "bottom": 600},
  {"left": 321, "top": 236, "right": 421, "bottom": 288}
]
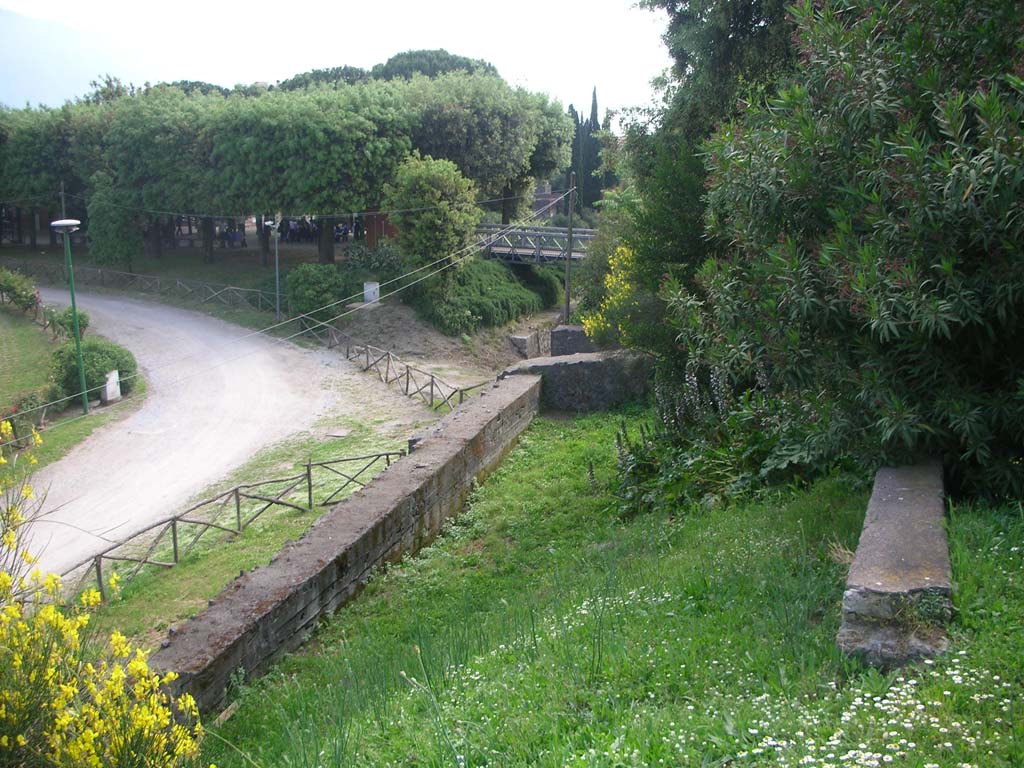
[{"left": 28, "top": 288, "right": 397, "bottom": 576}]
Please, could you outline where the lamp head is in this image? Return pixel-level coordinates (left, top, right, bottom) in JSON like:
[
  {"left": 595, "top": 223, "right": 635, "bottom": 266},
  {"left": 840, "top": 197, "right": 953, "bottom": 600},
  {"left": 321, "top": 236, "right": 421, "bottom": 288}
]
[{"left": 51, "top": 219, "right": 81, "bottom": 234}]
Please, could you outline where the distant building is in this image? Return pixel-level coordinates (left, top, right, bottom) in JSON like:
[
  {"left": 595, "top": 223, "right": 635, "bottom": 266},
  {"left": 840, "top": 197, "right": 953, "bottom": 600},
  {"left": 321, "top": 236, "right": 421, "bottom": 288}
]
[{"left": 533, "top": 181, "right": 562, "bottom": 220}]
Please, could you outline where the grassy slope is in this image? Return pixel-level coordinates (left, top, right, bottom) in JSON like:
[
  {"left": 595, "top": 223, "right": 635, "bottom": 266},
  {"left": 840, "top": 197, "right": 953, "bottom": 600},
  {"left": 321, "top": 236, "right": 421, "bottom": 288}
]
[
  {"left": 0, "top": 306, "right": 55, "bottom": 403},
  {"left": 202, "top": 410, "right": 1023, "bottom": 767},
  {"left": 0, "top": 304, "right": 126, "bottom": 471}
]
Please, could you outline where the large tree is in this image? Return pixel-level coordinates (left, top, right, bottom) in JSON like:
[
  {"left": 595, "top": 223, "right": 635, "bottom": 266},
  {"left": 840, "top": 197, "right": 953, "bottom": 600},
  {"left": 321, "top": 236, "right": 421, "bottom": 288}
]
[
  {"left": 402, "top": 73, "right": 571, "bottom": 224},
  {"left": 383, "top": 152, "right": 481, "bottom": 276},
  {"left": 588, "top": 0, "right": 796, "bottom": 351},
  {"left": 100, "top": 87, "right": 222, "bottom": 261},
  {"left": 371, "top": 49, "right": 498, "bottom": 81}
]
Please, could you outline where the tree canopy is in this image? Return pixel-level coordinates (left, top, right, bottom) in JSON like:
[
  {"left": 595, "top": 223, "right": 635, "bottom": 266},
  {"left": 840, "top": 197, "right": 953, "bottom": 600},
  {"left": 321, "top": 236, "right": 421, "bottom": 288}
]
[
  {"left": 0, "top": 64, "right": 571, "bottom": 263},
  {"left": 370, "top": 49, "right": 498, "bottom": 81},
  {"left": 383, "top": 151, "right": 481, "bottom": 272}
]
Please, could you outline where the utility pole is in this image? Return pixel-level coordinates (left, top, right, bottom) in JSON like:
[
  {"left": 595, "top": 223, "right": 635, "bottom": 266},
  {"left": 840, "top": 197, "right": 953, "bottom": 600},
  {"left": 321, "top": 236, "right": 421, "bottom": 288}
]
[{"left": 563, "top": 172, "right": 576, "bottom": 324}]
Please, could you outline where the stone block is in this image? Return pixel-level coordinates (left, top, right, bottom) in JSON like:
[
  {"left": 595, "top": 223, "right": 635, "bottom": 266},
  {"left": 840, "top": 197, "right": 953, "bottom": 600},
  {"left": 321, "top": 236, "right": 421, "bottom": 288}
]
[
  {"left": 837, "top": 461, "right": 952, "bottom": 667},
  {"left": 363, "top": 282, "right": 380, "bottom": 304},
  {"left": 502, "top": 351, "right": 652, "bottom": 412},
  {"left": 510, "top": 332, "right": 540, "bottom": 359},
  {"left": 100, "top": 369, "right": 121, "bottom": 404},
  {"left": 550, "top": 325, "right": 595, "bottom": 356}
]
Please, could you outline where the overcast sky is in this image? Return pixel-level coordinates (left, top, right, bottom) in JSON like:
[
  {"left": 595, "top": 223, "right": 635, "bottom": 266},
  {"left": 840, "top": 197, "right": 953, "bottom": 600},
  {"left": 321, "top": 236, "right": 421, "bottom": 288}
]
[{"left": 0, "top": 0, "right": 673, "bottom": 121}]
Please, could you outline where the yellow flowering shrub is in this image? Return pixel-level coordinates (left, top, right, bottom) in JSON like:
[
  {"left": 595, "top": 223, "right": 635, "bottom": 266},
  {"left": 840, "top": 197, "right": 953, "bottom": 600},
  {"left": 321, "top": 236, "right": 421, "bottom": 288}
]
[
  {"left": 0, "top": 419, "right": 204, "bottom": 767},
  {"left": 581, "top": 245, "right": 647, "bottom": 347}
]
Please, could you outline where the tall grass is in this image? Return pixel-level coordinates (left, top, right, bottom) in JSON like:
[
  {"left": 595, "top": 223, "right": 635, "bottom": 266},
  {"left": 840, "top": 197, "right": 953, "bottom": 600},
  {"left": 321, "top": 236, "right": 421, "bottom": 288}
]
[{"left": 200, "top": 410, "right": 1023, "bottom": 767}]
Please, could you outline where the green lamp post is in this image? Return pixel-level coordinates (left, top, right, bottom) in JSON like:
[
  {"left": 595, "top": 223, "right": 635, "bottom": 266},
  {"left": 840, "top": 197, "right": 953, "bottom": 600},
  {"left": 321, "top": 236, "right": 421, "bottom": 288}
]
[{"left": 50, "top": 219, "right": 89, "bottom": 415}]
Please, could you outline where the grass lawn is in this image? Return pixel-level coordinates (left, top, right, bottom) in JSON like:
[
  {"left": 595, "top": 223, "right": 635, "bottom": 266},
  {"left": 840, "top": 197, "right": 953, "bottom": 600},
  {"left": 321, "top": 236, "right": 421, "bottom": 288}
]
[
  {"left": 201, "top": 410, "right": 1022, "bottom": 768},
  {"left": 0, "top": 304, "right": 130, "bottom": 472},
  {"left": 0, "top": 304, "right": 54, "bottom": 406}
]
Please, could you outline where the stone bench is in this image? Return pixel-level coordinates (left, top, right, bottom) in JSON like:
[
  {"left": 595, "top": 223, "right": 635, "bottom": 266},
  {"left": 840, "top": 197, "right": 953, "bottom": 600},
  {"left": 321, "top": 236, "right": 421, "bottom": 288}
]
[{"left": 837, "top": 461, "right": 952, "bottom": 667}]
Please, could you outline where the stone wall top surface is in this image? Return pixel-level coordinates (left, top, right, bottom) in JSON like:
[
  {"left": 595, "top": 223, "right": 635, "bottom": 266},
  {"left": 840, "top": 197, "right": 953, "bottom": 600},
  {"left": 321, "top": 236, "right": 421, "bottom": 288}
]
[{"left": 847, "top": 461, "right": 951, "bottom": 595}]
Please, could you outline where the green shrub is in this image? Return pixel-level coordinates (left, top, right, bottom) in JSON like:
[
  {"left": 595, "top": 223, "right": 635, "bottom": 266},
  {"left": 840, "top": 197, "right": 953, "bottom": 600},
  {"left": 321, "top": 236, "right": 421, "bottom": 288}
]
[
  {"left": 383, "top": 152, "right": 481, "bottom": 270},
  {"left": 285, "top": 263, "right": 350, "bottom": 325},
  {"left": 44, "top": 306, "right": 90, "bottom": 340},
  {"left": 411, "top": 257, "right": 542, "bottom": 335},
  {"left": 341, "top": 244, "right": 405, "bottom": 283},
  {"left": 0, "top": 391, "right": 47, "bottom": 448},
  {"left": 0, "top": 269, "right": 39, "bottom": 314},
  {"left": 510, "top": 264, "right": 562, "bottom": 308},
  {"left": 50, "top": 337, "right": 138, "bottom": 402}
]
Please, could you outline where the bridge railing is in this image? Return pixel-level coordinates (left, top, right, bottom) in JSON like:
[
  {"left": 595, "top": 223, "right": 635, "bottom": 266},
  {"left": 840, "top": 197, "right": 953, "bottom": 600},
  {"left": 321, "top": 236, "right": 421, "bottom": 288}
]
[{"left": 475, "top": 224, "right": 595, "bottom": 263}]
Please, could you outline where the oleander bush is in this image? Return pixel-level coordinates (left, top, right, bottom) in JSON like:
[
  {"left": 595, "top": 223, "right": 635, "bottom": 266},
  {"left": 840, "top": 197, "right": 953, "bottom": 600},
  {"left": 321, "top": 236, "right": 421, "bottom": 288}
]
[
  {"left": 0, "top": 269, "right": 39, "bottom": 314},
  {"left": 43, "top": 307, "right": 89, "bottom": 341},
  {"left": 655, "top": 0, "right": 1024, "bottom": 498}
]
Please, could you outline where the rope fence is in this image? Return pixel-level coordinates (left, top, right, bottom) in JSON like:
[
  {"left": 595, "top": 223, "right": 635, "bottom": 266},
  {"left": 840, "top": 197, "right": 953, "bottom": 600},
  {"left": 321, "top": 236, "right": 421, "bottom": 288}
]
[{"left": 59, "top": 449, "right": 404, "bottom": 600}]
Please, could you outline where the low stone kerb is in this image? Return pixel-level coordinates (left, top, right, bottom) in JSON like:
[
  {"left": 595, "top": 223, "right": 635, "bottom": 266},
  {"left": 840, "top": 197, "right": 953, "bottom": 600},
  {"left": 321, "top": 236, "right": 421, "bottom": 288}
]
[{"left": 837, "top": 461, "right": 952, "bottom": 667}]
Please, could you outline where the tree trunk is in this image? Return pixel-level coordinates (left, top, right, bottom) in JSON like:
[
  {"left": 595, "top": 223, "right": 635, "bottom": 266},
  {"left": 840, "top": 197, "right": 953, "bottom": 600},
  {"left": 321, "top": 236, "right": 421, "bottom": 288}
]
[
  {"left": 14, "top": 206, "right": 23, "bottom": 244},
  {"left": 29, "top": 209, "right": 37, "bottom": 248},
  {"left": 48, "top": 211, "right": 58, "bottom": 246},
  {"left": 168, "top": 215, "right": 178, "bottom": 249},
  {"left": 317, "top": 217, "right": 335, "bottom": 263},
  {"left": 257, "top": 215, "right": 271, "bottom": 267},
  {"left": 200, "top": 218, "right": 215, "bottom": 263},
  {"left": 143, "top": 218, "right": 163, "bottom": 259},
  {"left": 501, "top": 185, "right": 514, "bottom": 226}
]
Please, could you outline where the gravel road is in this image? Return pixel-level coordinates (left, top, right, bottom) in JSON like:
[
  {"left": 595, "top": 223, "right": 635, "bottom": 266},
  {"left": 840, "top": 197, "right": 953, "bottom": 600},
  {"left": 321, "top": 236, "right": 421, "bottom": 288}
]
[{"left": 28, "top": 289, "right": 423, "bottom": 576}]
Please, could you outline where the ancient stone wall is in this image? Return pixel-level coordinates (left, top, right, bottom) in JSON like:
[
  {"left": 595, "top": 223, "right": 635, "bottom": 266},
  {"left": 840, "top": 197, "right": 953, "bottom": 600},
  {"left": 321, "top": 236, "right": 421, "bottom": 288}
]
[
  {"left": 549, "top": 325, "right": 596, "bottom": 356},
  {"left": 151, "top": 375, "right": 541, "bottom": 712},
  {"left": 502, "top": 351, "right": 652, "bottom": 412}
]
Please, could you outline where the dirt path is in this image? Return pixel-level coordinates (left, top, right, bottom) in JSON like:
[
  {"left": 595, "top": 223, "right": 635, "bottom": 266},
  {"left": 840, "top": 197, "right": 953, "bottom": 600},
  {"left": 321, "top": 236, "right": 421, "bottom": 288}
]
[{"left": 30, "top": 289, "right": 433, "bottom": 576}]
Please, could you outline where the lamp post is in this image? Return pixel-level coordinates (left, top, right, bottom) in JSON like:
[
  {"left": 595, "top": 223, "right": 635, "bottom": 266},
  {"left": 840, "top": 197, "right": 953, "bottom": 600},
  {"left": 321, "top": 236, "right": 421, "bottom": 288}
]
[
  {"left": 265, "top": 219, "right": 282, "bottom": 321},
  {"left": 51, "top": 219, "right": 89, "bottom": 415}
]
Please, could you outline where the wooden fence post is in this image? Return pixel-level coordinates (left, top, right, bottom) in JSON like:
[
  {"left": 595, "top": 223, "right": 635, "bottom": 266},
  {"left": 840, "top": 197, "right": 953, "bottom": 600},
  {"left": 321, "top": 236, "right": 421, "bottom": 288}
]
[
  {"left": 405, "top": 368, "right": 411, "bottom": 395},
  {"left": 429, "top": 377, "right": 435, "bottom": 407},
  {"left": 94, "top": 557, "right": 107, "bottom": 602},
  {"left": 306, "top": 462, "right": 314, "bottom": 510},
  {"left": 234, "top": 488, "right": 242, "bottom": 531},
  {"left": 171, "top": 519, "right": 179, "bottom": 563}
]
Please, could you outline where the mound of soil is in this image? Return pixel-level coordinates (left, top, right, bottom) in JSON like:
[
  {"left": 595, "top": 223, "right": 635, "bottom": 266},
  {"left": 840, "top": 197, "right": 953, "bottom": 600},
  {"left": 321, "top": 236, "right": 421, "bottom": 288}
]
[{"left": 337, "top": 300, "right": 563, "bottom": 386}]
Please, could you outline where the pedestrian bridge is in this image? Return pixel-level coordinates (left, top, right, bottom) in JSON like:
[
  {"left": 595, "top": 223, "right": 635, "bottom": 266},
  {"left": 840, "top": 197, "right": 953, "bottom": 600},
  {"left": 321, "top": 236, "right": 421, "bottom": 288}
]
[{"left": 476, "top": 224, "right": 594, "bottom": 263}]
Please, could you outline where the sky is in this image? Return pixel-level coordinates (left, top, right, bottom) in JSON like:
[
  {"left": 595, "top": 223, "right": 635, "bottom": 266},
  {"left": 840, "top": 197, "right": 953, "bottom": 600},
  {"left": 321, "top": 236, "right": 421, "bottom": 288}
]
[{"left": 0, "top": 0, "right": 673, "bottom": 122}]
